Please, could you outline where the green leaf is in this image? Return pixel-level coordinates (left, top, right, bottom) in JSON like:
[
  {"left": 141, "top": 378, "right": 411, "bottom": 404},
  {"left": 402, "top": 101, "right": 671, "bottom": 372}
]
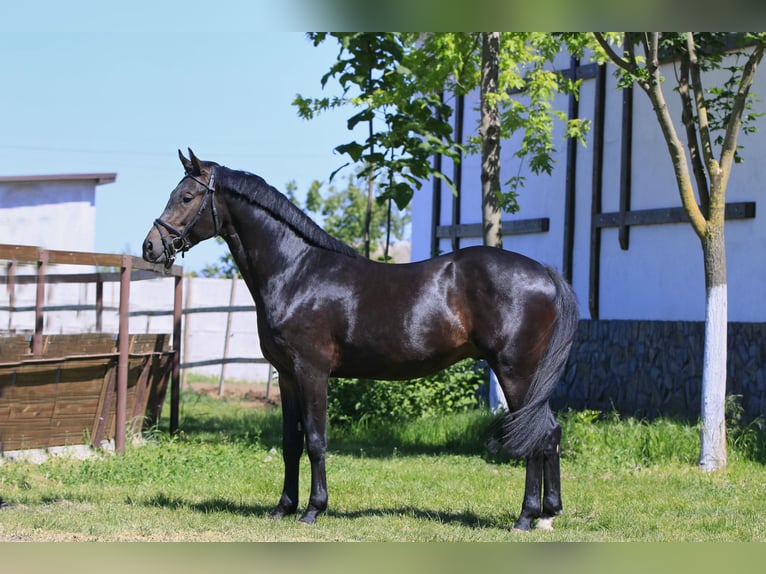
[
  {"left": 335, "top": 142, "right": 366, "bottom": 162},
  {"left": 347, "top": 108, "right": 375, "bottom": 130}
]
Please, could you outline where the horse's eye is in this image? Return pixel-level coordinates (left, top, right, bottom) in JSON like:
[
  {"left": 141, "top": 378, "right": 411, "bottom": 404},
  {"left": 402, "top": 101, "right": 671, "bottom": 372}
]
[{"left": 182, "top": 193, "right": 194, "bottom": 204}]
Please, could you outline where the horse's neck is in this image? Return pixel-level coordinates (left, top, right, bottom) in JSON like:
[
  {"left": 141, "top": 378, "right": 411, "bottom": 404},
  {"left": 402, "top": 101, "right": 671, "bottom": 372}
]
[{"left": 220, "top": 193, "right": 310, "bottom": 304}]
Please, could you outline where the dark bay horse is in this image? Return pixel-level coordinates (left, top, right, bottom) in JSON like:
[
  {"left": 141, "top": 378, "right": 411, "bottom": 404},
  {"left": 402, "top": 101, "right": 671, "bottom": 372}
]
[{"left": 143, "top": 149, "right": 579, "bottom": 531}]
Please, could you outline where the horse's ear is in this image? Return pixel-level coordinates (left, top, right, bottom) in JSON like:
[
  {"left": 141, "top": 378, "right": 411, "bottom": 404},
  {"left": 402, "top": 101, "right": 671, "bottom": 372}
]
[
  {"left": 188, "top": 148, "right": 203, "bottom": 175},
  {"left": 179, "top": 149, "right": 194, "bottom": 174}
]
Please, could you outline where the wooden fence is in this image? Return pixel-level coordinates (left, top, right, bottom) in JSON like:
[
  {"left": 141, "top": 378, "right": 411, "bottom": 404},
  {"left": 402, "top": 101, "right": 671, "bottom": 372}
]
[
  {"left": 0, "top": 333, "right": 173, "bottom": 451},
  {"left": 0, "top": 243, "right": 183, "bottom": 454}
]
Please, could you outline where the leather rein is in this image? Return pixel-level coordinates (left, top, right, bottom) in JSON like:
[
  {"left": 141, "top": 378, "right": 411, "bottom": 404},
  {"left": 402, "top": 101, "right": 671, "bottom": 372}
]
[{"left": 153, "top": 168, "right": 219, "bottom": 268}]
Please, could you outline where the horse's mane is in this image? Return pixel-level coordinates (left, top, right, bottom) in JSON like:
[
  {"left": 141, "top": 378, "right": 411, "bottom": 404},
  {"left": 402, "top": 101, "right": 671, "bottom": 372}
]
[{"left": 217, "top": 166, "right": 359, "bottom": 258}]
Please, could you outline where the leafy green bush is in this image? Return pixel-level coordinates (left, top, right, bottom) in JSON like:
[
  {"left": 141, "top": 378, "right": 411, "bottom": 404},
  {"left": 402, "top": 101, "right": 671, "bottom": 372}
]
[
  {"left": 558, "top": 409, "right": 700, "bottom": 468},
  {"left": 726, "top": 394, "right": 766, "bottom": 463},
  {"left": 328, "top": 359, "right": 487, "bottom": 426}
]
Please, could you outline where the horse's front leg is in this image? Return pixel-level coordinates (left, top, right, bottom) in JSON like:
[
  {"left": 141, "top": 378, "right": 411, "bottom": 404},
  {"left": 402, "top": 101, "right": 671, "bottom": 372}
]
[
  {"left": 299, "top": 379, "right": 329, "bottom": 524},
  {"left": 270, "top": 380, "right": 303, "bottom": 519}
]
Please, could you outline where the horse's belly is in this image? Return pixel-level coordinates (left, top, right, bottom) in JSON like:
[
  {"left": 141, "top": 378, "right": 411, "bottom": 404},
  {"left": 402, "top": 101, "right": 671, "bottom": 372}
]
[{"left": 331, "top": 340, "right": 479, "bottom": 380}]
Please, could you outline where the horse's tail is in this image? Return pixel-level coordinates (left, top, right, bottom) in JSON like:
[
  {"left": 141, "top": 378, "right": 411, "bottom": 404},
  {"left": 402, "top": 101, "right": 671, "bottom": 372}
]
[{"left": 491, "top": 266, "right": 579, "bottom": 459}]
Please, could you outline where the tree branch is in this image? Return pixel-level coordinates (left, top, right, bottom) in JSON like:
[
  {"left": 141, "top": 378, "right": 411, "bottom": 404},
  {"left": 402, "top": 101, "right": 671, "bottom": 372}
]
[
  {"left": 593, "top": 33, "right": 639, "bottom": 76},
  {"left": 718, "top": 40, "right": 765, "bottom": 178},
  {"left": 645, "top": 33, "right": 660, "bottom": 86},
  {"left": 686, "top": 33, "right": 718, "bottom": 177},
  {"left": 677, "top": 52, "right": 710, "bottom": 215},
  {"left": 638, "top": 33, "right": 708, "bottom": 238}
]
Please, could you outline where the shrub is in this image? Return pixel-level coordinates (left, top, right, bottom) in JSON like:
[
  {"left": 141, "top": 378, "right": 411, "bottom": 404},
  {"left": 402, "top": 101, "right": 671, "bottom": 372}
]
[{"left": 328, "top": 359, "right": 487, "bottom": 426}]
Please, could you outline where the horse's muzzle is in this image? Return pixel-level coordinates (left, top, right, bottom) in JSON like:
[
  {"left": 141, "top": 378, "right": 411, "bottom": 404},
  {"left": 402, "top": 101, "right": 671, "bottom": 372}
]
[{"left": 142, "top": 228, "right": 174, "bottom": 268}]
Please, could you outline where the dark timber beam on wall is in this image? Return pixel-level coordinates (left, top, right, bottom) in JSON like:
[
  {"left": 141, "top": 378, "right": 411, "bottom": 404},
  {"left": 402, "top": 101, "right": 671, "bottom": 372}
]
[
  {"left": 451, "top": 94, "right": 465, "bottom": 252},
  {"left": 436, "top": 218, "right": 549, "bottom": 240},
  {"left": 430, "top": 134, "right": 443, "bottom": 257},
  {"left": 562, "top": 56, "right": 580, "bottom": 283},
  {"left": 618, "top": 38, "right": 634, "bottom": 251},
  {"left": 589, "top": 64, "right": 607, "bottom": 320},
  {"left": 594, "top": 202, "right": 756, "bottom": 229}
]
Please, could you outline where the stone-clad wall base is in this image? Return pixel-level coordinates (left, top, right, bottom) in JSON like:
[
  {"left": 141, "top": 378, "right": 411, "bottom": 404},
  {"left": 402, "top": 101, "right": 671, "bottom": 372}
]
[{"left": 551, "top": 320, "right": 766, "bottom": 422}]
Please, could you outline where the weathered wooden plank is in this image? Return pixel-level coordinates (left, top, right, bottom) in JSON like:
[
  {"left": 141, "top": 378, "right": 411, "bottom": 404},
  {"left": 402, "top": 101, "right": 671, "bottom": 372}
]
[
  {"left": 0, "top": 421, "right": 94, "bottom": 451},
  {"left": 0, "top": 244, "right": 183, "bottom": 277},
  {"left": 8, "top": 400, "right": 55, "bottom": 419},
  {"left": 42, "top": 334, "right": 116, "bottom": 357},
  {"left": 52, "top": 396, "right": 101, "bottom": 418},
  {"left": 92, "top": 361, "right": 117, "bottom": 447},
  {"left": 0, "top": 244, "right": 41, "bottom": 262},
  {"left": 144, "top": 354, "right": 172, "bottom": 429},
  {"left": 0, "top": 333, "right": 174, "bottom": 451},
  {"left": 129, "top": 333, "right": 170, "bottom": 354},
  {"left": 0, "top": 335, "right": 32, "bottom": 362}
]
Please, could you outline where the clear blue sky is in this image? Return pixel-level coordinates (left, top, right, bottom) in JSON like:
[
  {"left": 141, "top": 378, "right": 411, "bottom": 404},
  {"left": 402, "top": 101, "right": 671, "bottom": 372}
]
[{"left": 0, "top": 3, "right": 360, "bottom": 272}]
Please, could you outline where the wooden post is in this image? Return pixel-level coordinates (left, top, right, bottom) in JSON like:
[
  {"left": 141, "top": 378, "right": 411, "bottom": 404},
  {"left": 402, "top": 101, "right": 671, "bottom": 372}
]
[
  {"left": 33, "top": 250, "right": 48, "bottom": 355},
  {"left": 181, "top": 276, "right": 192, "bottom": 390},
  {"left": 170, "top": 272, "right": 183, "bottom": 434},
  {"left": 6, "top": 260, "right": 16, "bottom": 332},
  {"left": 116, "top": 254, "right": 131, "bottom": 454},
  {"left": 95, "top": 275, "right": 104, "bottom": 332},
  {"left": 218, "top": 276, "right": 237, "bottom": 396}
]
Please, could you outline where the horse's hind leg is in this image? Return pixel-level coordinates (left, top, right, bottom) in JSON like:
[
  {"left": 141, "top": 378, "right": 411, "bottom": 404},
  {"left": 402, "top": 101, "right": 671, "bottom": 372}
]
[
  {"left": 514, "top": 453, "right": 544, "bottom": 531},
  {"left": 513, "top": 413, "right": 563, "bottom": 531},
  {"left": 541, "top": 420, "right": 563, "bottom": 521}
]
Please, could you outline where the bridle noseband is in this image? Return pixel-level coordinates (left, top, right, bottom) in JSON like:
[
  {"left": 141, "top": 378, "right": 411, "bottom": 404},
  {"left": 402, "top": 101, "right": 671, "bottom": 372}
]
[{"left": 153, "top": 168, "right": 219, "bottom": 268}]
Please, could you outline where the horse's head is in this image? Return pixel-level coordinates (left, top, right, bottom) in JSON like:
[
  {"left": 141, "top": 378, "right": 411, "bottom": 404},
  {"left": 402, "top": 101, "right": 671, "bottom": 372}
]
[{"left": 142, "top": 149, "right": 221, "bottom": 268}]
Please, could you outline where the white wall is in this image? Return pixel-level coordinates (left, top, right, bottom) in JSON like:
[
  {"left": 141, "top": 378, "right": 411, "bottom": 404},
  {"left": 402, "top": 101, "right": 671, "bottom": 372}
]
[
  {"left": 0, "top": 181, "right": 97, "bottom": 252},
  {"left": 412, "top": 55, "right": 766, "bottom": 323},
  {"left": 0, "top": 276, "right": 270, "bottom": 383}
]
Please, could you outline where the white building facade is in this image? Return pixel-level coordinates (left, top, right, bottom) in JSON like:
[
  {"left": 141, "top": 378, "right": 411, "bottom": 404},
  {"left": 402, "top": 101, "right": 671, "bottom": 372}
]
[
  {"left": 410, "top": 51, "right": 766, "bottom": 421},
  {"left": 0, "top": 173, "right": 116, "bottom": 254},
  {"left": 411, "top": 53, "right": 766, "bottom": 324}
]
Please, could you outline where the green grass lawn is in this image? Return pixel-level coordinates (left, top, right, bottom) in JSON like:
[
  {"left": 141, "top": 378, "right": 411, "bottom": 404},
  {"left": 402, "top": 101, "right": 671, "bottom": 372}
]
[{"left": 2, "top": 389, "right": 766, "bottom": 541}]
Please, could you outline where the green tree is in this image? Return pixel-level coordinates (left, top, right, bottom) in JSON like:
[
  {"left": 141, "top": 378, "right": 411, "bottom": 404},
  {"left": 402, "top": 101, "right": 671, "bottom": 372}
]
[
  {"left": 288, "top": 177, "right": 411, "bottom": 260},
  {"left": 294, "top": 33, "right": 458, "bottom": 257},
  {"left": 295, "top": 32, "right": 591, "bottom": 252},
  {"left": 593, "top": 32, "right": 766, "bottom": 471}
]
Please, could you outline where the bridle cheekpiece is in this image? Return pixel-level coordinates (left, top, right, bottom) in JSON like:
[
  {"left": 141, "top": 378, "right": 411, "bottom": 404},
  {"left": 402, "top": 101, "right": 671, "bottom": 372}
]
[{"left": 153, "top": 167, "right": 219, "bottom": 268}]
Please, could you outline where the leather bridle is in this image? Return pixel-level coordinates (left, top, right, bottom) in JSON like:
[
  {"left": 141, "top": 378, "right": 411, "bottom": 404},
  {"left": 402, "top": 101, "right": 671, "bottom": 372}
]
[{"left": 153, "top": 168, "right": 219, "bottom": 268}]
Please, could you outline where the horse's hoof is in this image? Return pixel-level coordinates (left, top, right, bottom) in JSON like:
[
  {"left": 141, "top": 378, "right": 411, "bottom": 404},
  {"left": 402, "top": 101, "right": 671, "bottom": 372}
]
[
  {"left": 269, "top": 506, "right": 295, "bottom": 520},
  {"left": 299, "top": 512, "right": 318, "bottom": 525},
  {"left": 512, "top": 518, "right": 533, "bottom": 532}
]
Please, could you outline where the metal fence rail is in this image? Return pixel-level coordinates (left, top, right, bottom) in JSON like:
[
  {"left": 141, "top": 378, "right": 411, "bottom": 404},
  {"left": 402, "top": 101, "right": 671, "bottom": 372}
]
[{"left": 1, "top": 263, "right": 274, "bottom": 402}]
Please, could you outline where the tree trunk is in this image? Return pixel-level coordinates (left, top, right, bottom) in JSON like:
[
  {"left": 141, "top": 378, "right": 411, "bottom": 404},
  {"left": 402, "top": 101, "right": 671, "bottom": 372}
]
[
  {"left": 699, "top": 225, "right": 728, "bottom": 471},
  {"left": 364, "top": 166, "right": 374, "bottom": 258},
  {"left": 480, "top": 32, "right": 502, "bottom": 249},
  {"left": 481, "top": 33, "right": 506, "bottom": 413}
]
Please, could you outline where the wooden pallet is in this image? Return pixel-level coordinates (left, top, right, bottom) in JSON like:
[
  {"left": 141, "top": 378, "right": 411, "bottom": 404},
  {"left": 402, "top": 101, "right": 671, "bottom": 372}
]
[{"left": 0, "top": 333, "right": 173, "bottom": 452}]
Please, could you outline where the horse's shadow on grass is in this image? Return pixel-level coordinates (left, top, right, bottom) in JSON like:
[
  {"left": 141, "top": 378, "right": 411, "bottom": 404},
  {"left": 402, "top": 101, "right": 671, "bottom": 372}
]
[
  {"left": 141, "top": 492, "right": 513, "bottom": 531},
  {"left": 141, "top": 492, "right": 271, "bottom": 517},
  {"left": 174, "top": 402, "right": 514, "bottom": 462}
]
